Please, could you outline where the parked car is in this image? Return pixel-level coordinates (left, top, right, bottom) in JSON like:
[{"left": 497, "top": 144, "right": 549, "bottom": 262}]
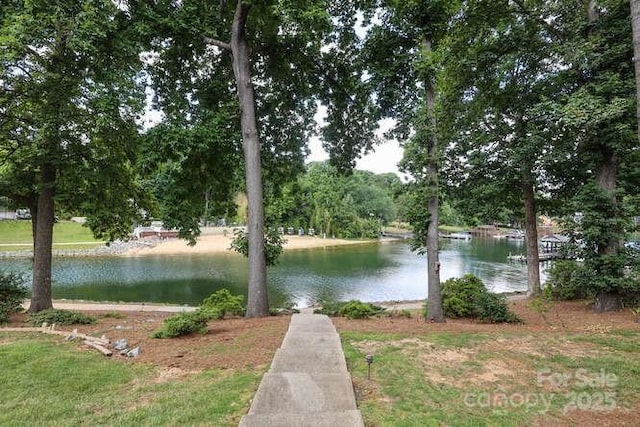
[{"left": 15, "top": 208, "right": 31, "bottom": 220}]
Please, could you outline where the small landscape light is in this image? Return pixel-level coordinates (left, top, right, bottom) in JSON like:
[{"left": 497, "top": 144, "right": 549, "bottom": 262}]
[{"left": 365, "top": 354, "right": 374, "bottom": 379}]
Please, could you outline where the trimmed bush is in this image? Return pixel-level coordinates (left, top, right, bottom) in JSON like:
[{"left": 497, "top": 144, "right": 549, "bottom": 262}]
[
  {"left": 441, "top": 274, "right": 485, "bottom": 318},
  {"left": 476, "top": 292, "right": 521, "bottom": 323},
  {"left": 442, "top": 274, "right": 520, "bottom": 323},
  {"left": 152, "top": 311, "right": 209, "bottom": 338},
  {"left": 198, "top": 289, "right": 244, "bottom": 319},
  {"left": 0, "top": 272, "right": 29, "bottom": 324},
  {"left": 339, "top": 300, "right": 385, "bottom": 319},
  {"left": 27, "top": 309, "right": 97, "bottom": 326}
]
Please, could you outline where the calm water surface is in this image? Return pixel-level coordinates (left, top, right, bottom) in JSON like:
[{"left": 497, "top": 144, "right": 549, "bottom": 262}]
[{"left": 3, "top": 237, "right": 544, "bottom": 307}]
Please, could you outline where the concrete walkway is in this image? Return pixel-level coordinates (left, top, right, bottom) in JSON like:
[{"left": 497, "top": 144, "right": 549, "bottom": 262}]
[{"left": 239, "top": 313, "right": 364, "bottom": 427}]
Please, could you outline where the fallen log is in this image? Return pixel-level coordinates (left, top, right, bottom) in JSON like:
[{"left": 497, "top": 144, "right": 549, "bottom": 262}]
[
  {"left": 83, "top": 340, "right": 113, "bottom": 357},
  {"left": 0, "top": 326, "right": 111, "bottom": 353}
]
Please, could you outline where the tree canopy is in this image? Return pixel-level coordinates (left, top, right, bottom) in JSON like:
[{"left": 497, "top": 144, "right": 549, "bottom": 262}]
[{"left": 0, "top": 0, "right": 152, "bottom": 311}]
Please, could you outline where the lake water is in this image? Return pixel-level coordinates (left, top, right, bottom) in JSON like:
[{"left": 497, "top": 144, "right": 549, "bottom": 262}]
[{"left": 2, "top": 237, "right": 544, "bottom": 308}]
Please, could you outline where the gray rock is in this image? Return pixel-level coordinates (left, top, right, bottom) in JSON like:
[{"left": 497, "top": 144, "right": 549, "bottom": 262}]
[{"left": 113, "top": 338, "right": 128, "bottom": 351}]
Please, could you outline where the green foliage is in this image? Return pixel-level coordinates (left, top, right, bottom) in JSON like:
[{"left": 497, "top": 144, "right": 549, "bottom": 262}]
[
  {"left": 198, "top": 289, "right": 244, "bottom": 319},
  {"left": 229, "top": 227, "right": 286, "bottom": 267},
  {"left": 441, "top": 274, "right": 486, "bottom": 318},
  {"left": 27, "top": 309, "right": 96, "bottom": 326},
  {"left": 544, "top": 260, "right": 589, "bottom": 301},
  {"left": 441, "top": 274, "right": 519, "bottom": 323},
  {"left": 152, "top": 311, "right": 209, "bottom": 339},
  {"left": 313, "top": 300, "right": 345, "bottom": 317},
  {"left": 560, "top": 183, "right": 640, "bottom": 300},
  {"left": 339, "top": 300, "right": 386, "bottom": 319},
  {"left": 140, "top": 117, "right": 240, "bottom": 244},
  {"left": 475, "top": 292, "right": 521, "bottom": 323},
  {"left": 314, "top": 300, "right": 386, "bottom": 319},
  {"left": 153, "top": 288, "right": 245, "bottom": 338},
  {"left": 267, "top": 163, "right": 399, "bottom": 239},
  {"left": 0, "top": 272, "right": 29, "bottom": 323},
  {"left": 422, "top": 301, "right": 429, "bottom": 320}
]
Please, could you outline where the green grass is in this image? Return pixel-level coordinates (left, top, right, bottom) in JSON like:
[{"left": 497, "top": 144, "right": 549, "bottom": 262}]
[
  {"left": 341, "top": 330, "right": 640, "bottom": 426},
  {"left": 0, "top": 333, "right": 260, "bottom": 426},
  {"left": 0, "top": 220, "right": 104, "bottom": 251}
]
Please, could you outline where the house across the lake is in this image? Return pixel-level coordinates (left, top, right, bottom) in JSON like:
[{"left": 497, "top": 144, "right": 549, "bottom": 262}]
[{"left": 539, "top": 234, "right": 570, "bottom": 253}]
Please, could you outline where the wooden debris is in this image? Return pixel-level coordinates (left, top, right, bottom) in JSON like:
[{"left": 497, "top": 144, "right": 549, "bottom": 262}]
[
  {"left": 83, "top": 340, "right": 113, "bottom": 357},
  {"left": 0, "top": 325, "right": 110, "bottom": 355}
]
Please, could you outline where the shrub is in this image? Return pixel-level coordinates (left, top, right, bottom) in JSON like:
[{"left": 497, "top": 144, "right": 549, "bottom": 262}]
[
  {"left": 543, "top": 260, "right": 588, "bottom": 301},
  {"left": 338, "top": 300, "right": 385, "bottom": 319},
  {"left": 441, "top": 274, "right": 486, "bottom": 318},
  {"left": 314, "top": 300, "right": 385, "bottom": 319},
  {"left": 442, "top": 274, "right": 520, "bottom": 323},
  {"left": 476, "top": 292, "right": 521, "bottom": 323},
  {"left": 0, "top": 272, "right": 29, "bottom": 324},
  {"left": 313, "top": 300, "right": 345, "bottom": 316},
  {"left": 198, "top": 289, "right": 244, "bottom": 319},
  {"left": 152, "top": 311, "right": 209, "bottom": 338},
  {"left": 27, "top": 309, "right": 97, "bottom": 326}
]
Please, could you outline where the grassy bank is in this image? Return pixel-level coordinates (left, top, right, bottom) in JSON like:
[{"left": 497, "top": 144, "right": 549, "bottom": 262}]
[
  {"left": 0, "top": 333, "right": 261, "bottom": 425},
  {"left": 0, "top": 220, "right": 103, "bottom": 251},
  {"left": 341, "top": 329, "right": 640, "bottom": 425}
]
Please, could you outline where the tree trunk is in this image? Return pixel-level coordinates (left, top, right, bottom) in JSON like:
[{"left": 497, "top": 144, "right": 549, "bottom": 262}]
[
  {"left": 230, "top": 1, "right": 268, "bottom": 318},
  {"left": 594, "top": 292, "right": 622, "bottom": 312},
  {"left": 632, "top": 0, "right": 640, "bottom": 142},
  {"left": 29, "top": 163, "right": 56, "bottom": 313},
  {"left": 594, "top": 150, "right": 621, "bottom": 312},
  {"left": 423, "top": 38, "right": 444, "bottom": 323},
  {"left": 521, "top": 166, "right": 541, "bottom": 296}
]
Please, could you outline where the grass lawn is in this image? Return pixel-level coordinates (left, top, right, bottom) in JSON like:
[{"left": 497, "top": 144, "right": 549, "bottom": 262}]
[
  {"left": 2, "top": 300, "right": 638, "bottom": 425},
  {"left": 341, "top": 329, "right": 640, "bottom": 426},
  {"left": 0, "top": 220, "right": 104, "bottom": 251},
  {"left": 0, "top": 333, "right": 260, "bottom": 426}
]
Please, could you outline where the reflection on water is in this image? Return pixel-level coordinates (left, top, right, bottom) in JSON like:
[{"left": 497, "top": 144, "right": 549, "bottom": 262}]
[{"left": 2, "top": 237, "right": 544, "bottom": 307}]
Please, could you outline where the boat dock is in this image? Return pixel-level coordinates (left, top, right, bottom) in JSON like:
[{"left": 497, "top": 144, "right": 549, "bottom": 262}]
[{"left": 507, "top": 252, "right": 565, "bottom": 263}]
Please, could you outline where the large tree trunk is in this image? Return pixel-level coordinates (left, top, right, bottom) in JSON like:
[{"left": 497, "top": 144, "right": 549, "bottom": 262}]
[
  {"left": 29, "top": 163, "right": 56, "bottom": 313},
  {"left": 521, "top": 166, "right": 541, "bottom": 296},
  {"left": 594, "top": 150, "right": 621, "bottom": 312},
  {"left": 230, "top": 1, "right": 268, "bottom": 318},
  {"left": 585, "top": 0, "right": 622, "bottom": 312},
  {"left": 632, "top": 0, "right": 640, "bottom": 142},
  {"left": 423, "top": 38, "right": 444, "bottom": 323}
]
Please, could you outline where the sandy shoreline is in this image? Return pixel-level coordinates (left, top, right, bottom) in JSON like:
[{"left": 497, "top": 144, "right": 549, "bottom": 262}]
[{"left": 123, "top": 234, "right": 378, "bottom": 257}]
